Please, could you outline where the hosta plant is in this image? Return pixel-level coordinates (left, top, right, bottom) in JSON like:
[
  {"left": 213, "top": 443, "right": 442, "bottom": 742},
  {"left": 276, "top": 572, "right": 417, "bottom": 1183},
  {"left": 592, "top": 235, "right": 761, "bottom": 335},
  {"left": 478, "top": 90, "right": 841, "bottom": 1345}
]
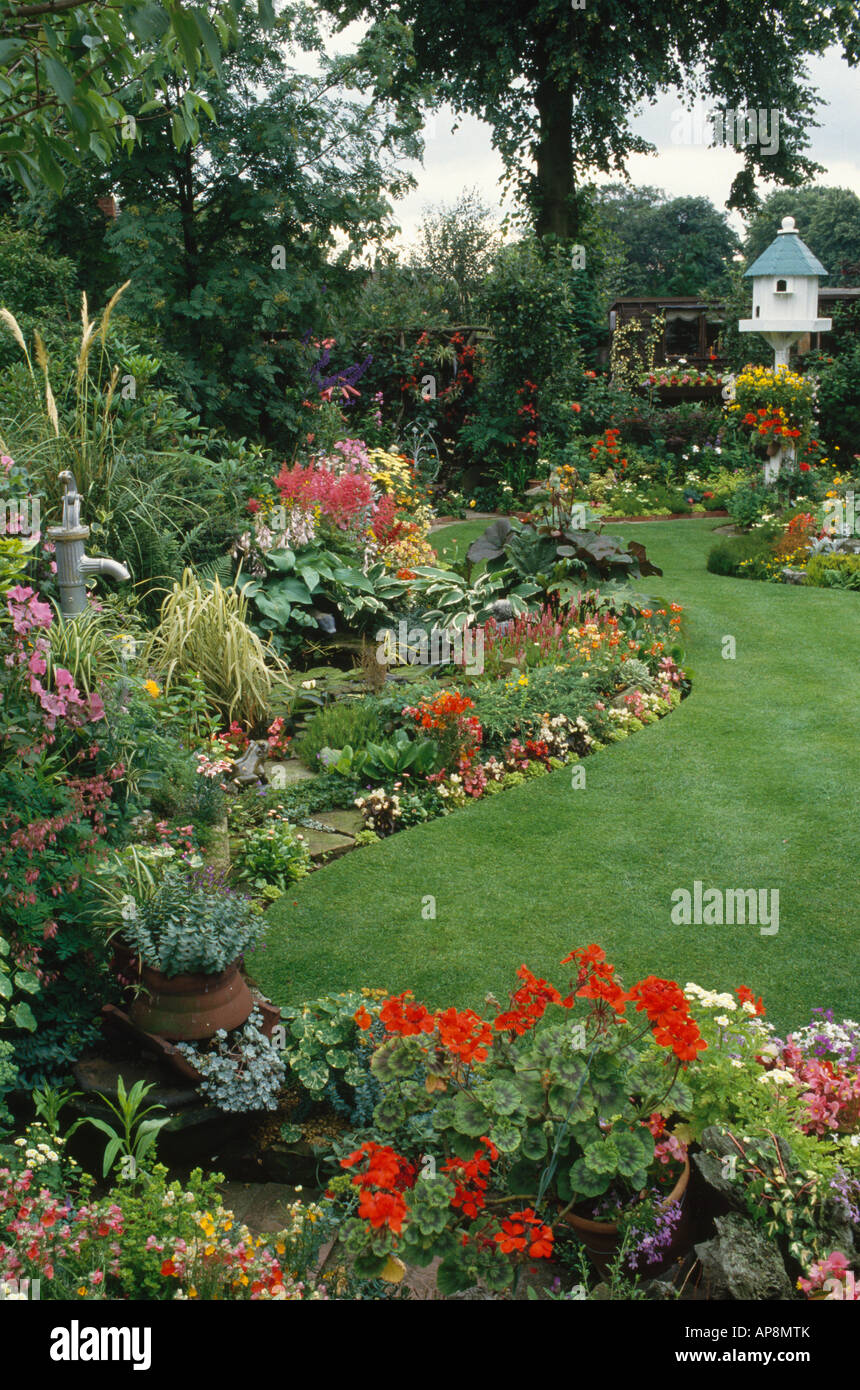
[{"left": 332, "top": 945, "right": 704, "bottom": 1294}]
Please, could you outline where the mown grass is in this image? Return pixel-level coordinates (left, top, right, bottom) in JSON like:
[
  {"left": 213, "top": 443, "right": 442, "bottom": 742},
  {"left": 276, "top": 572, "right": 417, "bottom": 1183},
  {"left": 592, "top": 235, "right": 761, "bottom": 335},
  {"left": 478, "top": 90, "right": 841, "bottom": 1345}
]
[{"left": 255, "top": 519, "right": 860, "bottom": 1032}]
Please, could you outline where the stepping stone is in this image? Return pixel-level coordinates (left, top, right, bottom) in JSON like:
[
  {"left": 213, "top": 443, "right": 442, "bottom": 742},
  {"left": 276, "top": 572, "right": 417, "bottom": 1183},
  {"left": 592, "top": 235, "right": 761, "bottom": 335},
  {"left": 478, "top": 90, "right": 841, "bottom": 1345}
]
[
  {"left": 265, "top": 758, "right": 315, "bottom": 786},
  {"left": 218, "top": 1182, "right": 309, "bottom": 1235},
  {"left": 298, "top": 826, "right": 356, "bottom": 863},
  {"left": 314, "top": 808, "right": 364, "bottom": 837}
]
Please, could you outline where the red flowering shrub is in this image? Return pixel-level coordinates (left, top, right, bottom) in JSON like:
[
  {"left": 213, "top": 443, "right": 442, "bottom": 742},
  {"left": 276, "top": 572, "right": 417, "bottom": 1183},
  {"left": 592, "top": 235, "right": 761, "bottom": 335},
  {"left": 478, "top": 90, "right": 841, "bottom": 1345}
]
[{"left": 401, "top": 689, "right": 482, "bottom": 771}]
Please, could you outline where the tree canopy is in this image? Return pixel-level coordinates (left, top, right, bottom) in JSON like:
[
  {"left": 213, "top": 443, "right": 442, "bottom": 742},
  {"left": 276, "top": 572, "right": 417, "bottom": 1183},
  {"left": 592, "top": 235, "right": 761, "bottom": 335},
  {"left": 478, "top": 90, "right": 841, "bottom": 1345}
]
[
  {"left": 320, "top": 0, "right": 860, "bottom": 241},
  {"left": 590, "top": 185, "right": 741, "bottom": 298},
  {"left": 0, "top": 0, "right": 274, "bottom": 191},
  {"left": 406, "top": 188, "right": 500, "bottom": 318},
  {"left": 9, "top": 5, "right": 423, "bottom": 440}
]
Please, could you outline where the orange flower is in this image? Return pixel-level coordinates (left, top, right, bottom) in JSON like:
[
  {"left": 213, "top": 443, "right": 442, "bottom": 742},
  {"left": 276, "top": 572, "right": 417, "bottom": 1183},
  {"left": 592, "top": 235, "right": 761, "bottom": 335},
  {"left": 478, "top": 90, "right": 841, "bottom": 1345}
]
[
  {"left": 354, "top": 1005, "right": 372, "bottom": 1030},
  {"left": 358, "top": 1189, "right": 408, "bottom": 1234},
  {"left": 494, "top": 1209, "right": 554, "bottom": 1258}
]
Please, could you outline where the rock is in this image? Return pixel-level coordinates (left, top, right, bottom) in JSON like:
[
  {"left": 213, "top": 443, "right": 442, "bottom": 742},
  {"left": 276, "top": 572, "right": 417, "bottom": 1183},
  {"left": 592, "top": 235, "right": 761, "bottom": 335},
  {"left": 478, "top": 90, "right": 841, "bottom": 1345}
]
[
  {"left": 73, "top": 1056, "right": 201, "bottom": 1108},
  {"left": 260, "top": 1139, "right": 335, "bottom": 1187},
  {"left": 692, "top": 1129, "right": 748, "bottom": 1212},
  {"left": 694, "top": 1213, "right": 794, "bottom": 1300},
  {"left": 639, "top": 1278, "right": 682, "bottom": 1300},
  {"left": 781, "top": 567, "right": 807, "bottom": 584},
  {"left": 833, "top": 536, "right": 860, "bottom": 554},
  {"left": 313, "top": 610, "right": 336, "bottom": 634}
]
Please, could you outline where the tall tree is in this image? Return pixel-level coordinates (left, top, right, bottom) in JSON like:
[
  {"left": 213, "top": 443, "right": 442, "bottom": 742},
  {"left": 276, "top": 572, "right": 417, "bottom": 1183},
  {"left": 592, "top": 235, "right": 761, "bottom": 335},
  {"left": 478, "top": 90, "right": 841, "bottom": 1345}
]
[
  {"left": 406, "top": 188, "right": 500, "bottom": 318},
  {"left": 15, "top": 6, "right": 423, "bottom": 440},
  {"left": 320, "top": 0, "right": 860, "bottom": 241},
  {"left": 743, "top": 186, "right": 860, "bottom": 280}
]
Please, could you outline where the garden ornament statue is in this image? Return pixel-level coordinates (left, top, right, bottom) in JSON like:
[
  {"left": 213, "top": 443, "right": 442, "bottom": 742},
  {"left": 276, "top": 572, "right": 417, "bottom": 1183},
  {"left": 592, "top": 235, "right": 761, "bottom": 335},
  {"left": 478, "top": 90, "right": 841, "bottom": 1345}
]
[
  {"left": 738, "top": 215, "right": 831, "bottom": 482},
  {"left": 47, "top": 470, "right": 130, "bottom": 618}
]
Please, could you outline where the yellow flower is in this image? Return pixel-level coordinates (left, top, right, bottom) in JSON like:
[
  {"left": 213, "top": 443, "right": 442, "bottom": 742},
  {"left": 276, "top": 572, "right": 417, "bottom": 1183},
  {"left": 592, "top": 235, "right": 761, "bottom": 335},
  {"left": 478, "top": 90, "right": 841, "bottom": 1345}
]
[
  {"left": 468, "top": 499, "right": 476, "bottom": 508},
  {"left": 144, "top": 679, "right": 161, "bottom": 698},
  {"left": 77, "top": 1285, "right": 87, "bottom": 1297}
]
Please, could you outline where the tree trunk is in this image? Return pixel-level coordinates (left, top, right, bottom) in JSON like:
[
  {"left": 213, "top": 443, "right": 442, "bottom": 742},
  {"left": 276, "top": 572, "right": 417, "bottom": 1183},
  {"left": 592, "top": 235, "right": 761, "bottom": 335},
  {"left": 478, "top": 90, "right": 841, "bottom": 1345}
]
[
  {"left": 177, "top": 144, "right": 199, "bottom": 301},
  {"left": 534, "top": 69, "right": 576, "bottom": 242}
]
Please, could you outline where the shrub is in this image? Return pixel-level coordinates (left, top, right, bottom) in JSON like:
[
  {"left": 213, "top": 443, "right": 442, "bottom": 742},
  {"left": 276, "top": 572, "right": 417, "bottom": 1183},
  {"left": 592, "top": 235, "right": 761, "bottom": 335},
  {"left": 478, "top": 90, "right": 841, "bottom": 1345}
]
[
  {"left": 233, "top": 820, "right": 311, "bottom": 894},
  {"left": 726, "top": 482, "right": 779, "bottom": 528},
  {"left": 706, "top": 533, "right": 776, "bottom": 577},
  {"left": 804, "top": 345, "right": 860, "bottom": 452},
  {"left": 295, "top": 699, "right": 382, "bottom": 769},
  {"left": 460, "top": 238, "right": 601, "bottom": 486},
  {"left": 804, "top": 553, "right": 860, "bottom": 589}
]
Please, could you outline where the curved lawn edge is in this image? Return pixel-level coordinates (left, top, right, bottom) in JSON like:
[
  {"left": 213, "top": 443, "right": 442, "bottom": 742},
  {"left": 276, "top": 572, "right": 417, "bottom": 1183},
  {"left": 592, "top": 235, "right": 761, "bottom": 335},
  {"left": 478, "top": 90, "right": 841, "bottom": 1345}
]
[{"left": 252, "top": 520, "right": 860, "bottom": 1034}]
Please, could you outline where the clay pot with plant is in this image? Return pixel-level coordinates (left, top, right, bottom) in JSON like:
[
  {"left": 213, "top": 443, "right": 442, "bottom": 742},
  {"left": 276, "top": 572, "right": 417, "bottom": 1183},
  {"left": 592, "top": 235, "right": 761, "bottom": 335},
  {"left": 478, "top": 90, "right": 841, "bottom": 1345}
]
[{"left": 108, "top": 866, "right": 265, "bottom": 1041}]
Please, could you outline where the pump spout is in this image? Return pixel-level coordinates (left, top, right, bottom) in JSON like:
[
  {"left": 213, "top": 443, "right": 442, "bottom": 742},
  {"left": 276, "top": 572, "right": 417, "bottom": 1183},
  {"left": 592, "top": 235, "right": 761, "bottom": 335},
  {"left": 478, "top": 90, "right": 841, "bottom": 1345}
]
[{"left": 79, "top": 554, "right": 131, "bottom": 583}]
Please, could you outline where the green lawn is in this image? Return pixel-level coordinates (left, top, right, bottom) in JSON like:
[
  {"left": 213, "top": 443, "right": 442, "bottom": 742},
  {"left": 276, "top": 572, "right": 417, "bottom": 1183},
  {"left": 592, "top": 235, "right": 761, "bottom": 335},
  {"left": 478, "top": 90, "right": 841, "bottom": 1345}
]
[{"left": 255, "top": 519, "right": 860, "bottom": 1032}]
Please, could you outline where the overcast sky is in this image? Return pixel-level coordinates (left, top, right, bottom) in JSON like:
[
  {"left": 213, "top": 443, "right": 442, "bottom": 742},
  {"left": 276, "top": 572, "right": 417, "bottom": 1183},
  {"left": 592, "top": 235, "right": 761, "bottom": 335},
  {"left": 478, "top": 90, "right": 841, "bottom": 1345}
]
[{"left": 303, "top": 25, "right": 860, "bottom": 251}]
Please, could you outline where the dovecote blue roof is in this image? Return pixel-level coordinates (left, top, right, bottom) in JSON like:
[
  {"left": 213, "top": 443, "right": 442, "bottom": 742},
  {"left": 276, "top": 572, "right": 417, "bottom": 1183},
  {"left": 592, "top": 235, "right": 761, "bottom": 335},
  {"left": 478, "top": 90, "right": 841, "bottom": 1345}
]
[{"left": 744, "top": 222, "right": 828, "bottom": 279}]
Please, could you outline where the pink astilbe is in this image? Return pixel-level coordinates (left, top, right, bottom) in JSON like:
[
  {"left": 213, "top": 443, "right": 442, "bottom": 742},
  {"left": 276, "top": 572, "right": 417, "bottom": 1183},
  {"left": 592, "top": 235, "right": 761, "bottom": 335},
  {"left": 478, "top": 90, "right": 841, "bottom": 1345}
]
[{"left": 274, "top": 459, "right": 374, "bottom": 531}]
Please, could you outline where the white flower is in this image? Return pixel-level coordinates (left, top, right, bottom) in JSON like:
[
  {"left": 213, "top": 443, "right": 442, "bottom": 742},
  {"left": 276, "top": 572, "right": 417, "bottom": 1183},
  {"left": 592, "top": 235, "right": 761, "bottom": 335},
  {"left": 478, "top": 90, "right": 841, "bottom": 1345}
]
[
  {"left": 742, "top": 1000, "right": 758, "bottom": 1015},
  {"left": 714, "top": 993, "right": 737, "bottom": 1010},
  {"left": 757, "top": 1069, "right": 795, "bottom": 1085},
  {"left": 730, "top": 1059, "right": 744, "bottom": 1069},
  {"left": 714, "top": 1015, "right": 731, "bottom": 1028}
]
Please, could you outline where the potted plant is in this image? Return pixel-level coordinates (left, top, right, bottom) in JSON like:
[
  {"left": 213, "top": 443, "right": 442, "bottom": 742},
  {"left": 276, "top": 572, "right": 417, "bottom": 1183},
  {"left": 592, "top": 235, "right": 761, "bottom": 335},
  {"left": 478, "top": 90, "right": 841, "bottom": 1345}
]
[
  {"left": 111, "top": 866, "right": 265, "bottom": 1041},
  {"left": 329, "top": 944, "right": 705, "bottom": 1294}
]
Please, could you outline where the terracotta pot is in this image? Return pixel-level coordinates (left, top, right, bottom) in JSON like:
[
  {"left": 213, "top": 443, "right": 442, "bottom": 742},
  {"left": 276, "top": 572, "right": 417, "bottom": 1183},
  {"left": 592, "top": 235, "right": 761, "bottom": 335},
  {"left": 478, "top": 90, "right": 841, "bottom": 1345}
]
[
  {"left": 562, "top": 1157, "right": 691, "bottom": 1279},
  {"left": 129, "top": 959, "right": 252, "bottom": 1042}
]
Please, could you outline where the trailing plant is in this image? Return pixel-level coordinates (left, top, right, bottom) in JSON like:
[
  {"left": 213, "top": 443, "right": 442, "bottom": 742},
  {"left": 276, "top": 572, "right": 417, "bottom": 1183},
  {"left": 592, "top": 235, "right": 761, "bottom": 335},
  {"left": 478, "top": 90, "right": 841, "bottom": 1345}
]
[{"left": 175, "top": 1009, "right": 286, "bottom": 1113}]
